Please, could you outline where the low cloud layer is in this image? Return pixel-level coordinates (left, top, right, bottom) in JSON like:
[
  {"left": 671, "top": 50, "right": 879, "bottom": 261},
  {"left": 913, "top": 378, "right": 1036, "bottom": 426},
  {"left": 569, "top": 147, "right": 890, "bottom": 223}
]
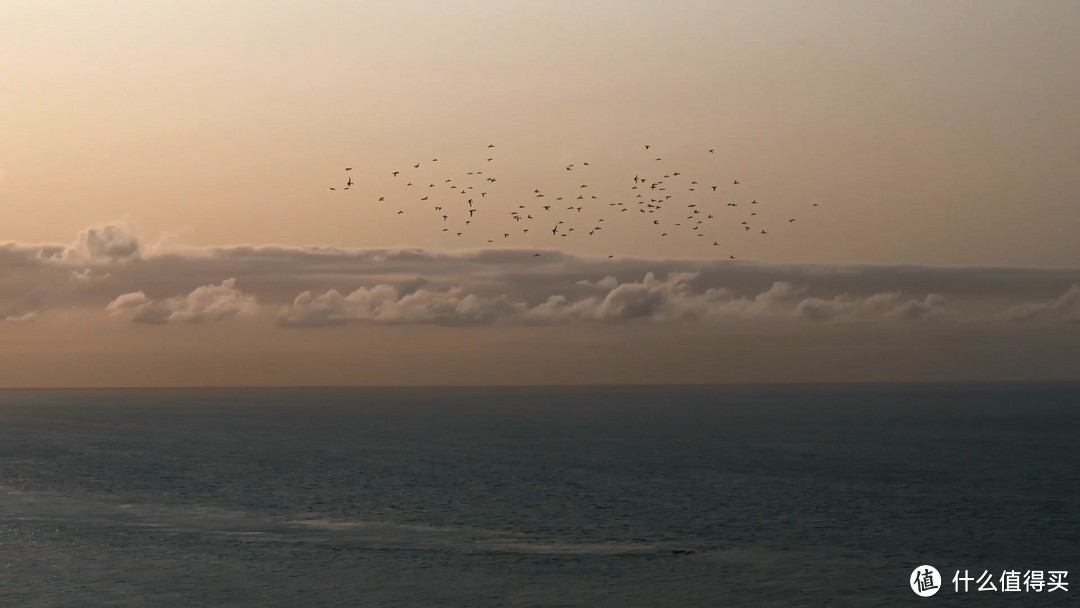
[
  {"left": 107, "top": 278, "right": 257, "bottom": 325},
  {"left": 995, "top": 284, "right": 1080, "bottom": 324},
  {"left": 0, "top": 224, "right": 1077, "bottom": 330}
]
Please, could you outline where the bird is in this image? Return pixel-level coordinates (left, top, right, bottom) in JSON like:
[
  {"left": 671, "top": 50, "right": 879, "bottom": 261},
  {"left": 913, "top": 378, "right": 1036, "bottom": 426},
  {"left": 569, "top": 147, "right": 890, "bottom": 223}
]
[
  {"left": 733, "top": 180, "right": 740, "bottom": 184},
  {"left": 345, "top": 167, "right": 352, "bottom": 171},
  {"left": 392, "top": 171, "right": 399, "bottom": 177}
]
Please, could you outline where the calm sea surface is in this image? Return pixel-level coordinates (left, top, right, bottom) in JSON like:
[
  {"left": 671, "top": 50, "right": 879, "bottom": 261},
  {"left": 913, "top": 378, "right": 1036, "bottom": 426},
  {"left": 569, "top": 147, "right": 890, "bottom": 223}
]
[{"left": 0, "top": 384, "right": 1077, "bottom": 606}]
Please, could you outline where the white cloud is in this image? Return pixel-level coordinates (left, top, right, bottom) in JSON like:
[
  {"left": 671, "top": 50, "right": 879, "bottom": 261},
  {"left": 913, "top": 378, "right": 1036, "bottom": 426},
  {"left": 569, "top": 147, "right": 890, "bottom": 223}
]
[
  {"left": 0, "top": 224, "right": 1076, "bottom": 329},
  {"left": 793, "top": 291, "right": 947, "bottom": 322},
  {"left": 107, "top": 278, "right": 256, "bottom": 324},
  {"left": 576, "top": 275, "right": 619, "bottom": 289},
  {"left": 56, "top": 223, "right": 141, "bottom": 263},
  {"left": 278, "top": 282, "right": 524, "bottom": 327},
  {"left": 274, "top": 273, "right": 950, "bottom": 327},
  {"left": 3, "top": 311, "right": 37, "bottom": 323},
  {"left": 996, "top": 284, "right": 1080, "bottom": 323}
]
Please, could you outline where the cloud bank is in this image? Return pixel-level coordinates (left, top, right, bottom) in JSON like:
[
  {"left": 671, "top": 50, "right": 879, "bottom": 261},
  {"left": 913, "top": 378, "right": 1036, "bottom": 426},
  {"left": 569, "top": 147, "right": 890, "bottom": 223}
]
[
  {"left": 106, "top": 278, "right": 257, "bottom": 325},
  {"left": 0, "top": 224, "right": 1076, "bottom": 330}
]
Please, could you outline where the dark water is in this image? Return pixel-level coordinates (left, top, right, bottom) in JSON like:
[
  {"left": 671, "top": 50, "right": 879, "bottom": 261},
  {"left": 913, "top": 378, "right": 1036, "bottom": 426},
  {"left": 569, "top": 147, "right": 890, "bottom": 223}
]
[{"left": 0, "top": 384, "right": 1077, "bottom": 607}]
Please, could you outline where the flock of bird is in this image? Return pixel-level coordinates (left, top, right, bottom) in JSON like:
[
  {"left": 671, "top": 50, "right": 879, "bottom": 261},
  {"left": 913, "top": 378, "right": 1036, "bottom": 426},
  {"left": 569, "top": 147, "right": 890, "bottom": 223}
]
[{"left": 329, "top": 144, "right": 820, "bottom": 259}]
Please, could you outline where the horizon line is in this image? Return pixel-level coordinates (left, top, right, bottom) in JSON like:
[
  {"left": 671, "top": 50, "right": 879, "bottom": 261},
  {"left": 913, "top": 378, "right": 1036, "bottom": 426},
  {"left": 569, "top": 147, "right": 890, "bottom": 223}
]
[{"left": 2, "top": 379, "right": 1078, "bottom": 392}]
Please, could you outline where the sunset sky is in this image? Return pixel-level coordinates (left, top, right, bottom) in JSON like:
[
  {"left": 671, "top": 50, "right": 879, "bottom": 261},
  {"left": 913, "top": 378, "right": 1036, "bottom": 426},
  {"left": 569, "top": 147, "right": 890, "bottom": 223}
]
[{"left": 1, "top": 1, "right": 1077, "bottom": 387}]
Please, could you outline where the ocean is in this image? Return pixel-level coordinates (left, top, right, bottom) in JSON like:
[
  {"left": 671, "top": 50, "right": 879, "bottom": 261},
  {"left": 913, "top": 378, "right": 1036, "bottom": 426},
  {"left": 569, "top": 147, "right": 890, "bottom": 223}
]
[{"left": 1, "top": 383, "right": 1077, "bottom": 606}]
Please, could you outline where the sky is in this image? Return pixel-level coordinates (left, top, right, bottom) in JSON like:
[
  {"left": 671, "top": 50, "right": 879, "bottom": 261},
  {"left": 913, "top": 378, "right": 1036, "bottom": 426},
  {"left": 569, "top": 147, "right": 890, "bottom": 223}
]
[{"left": 1, "top": 1, "right": 1077, "bottom": 387}]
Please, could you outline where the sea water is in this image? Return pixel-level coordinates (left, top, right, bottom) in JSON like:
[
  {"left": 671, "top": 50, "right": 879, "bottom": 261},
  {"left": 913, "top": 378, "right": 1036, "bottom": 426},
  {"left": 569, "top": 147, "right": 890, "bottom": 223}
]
[{"left": 1, "top": 383, "right": 1077, "bottom": 606}]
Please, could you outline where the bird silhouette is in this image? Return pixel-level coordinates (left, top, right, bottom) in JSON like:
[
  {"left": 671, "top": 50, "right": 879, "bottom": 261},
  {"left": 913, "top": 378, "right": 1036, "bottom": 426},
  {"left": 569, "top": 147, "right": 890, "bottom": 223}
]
[{"left": 325, "top": 141, "right": 827, "bottom": 262}]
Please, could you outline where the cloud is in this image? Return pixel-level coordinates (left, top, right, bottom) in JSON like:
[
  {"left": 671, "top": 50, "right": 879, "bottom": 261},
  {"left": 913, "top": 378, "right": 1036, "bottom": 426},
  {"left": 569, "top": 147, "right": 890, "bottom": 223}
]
[
  {"left": 55, "top": 223, "right": 141, "bottom": 263},
  {"left": 0, "top": 224, "right": 1077, "bottom": 329},
  {"left": 107, "top": 278, "right": 257, "bottom": 324},
  {"left": 995, "top": 284, "right": 1080, "bottom": 324},
  {"left": 793, "top": 291, "right": 948, "bottom": 322},
  {"left": 275, "top": 273, "right": 954, "bottom": 327},
  {"left": 278, "top": 280, "right": 525, "bottom": 327},
  {"left": 3, "top": 311, "right": 37, "bottom": 323}
]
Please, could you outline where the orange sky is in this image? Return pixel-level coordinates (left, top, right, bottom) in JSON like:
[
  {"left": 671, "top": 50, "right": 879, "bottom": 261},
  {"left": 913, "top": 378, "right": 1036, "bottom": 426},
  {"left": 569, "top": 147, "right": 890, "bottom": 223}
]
[{"left": 1, "top": 1, "right": 1077, "bottom": 386}]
